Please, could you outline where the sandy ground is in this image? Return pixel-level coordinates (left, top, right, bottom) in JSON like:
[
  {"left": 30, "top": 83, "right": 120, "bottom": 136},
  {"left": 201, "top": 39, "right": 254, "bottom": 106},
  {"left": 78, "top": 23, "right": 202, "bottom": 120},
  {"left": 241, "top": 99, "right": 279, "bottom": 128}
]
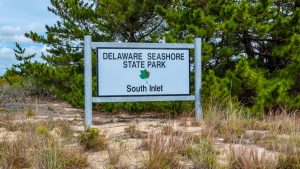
[{"left": 0, "top": 99, "right": 280, "bottom": 169}]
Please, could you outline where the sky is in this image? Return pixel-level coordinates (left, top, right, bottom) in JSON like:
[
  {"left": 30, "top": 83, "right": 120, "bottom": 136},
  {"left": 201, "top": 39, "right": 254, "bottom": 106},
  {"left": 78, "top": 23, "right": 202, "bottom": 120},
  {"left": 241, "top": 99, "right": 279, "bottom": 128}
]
[{"left": 0, "top": 0, "right": 59, "bottom": 76}]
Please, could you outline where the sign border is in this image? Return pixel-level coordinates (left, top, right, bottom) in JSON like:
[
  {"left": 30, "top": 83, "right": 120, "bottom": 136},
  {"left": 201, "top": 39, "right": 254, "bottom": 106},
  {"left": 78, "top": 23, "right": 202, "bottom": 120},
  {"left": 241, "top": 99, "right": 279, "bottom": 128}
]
[
  {"left": 84, "top": 36, "right": 202, "bottom": 126},
  {"left": 96, "top": 47, "right": 191, "bottom": 97}
]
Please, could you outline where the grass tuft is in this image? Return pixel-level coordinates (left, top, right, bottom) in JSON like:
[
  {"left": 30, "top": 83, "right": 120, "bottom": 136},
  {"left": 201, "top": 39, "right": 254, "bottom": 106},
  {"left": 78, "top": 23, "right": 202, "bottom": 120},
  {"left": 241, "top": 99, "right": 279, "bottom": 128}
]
[
  {"left": 142, "top": 131, "right": 187, "bottom": 169},
  {"left": 78, "top": 127, "right": 108, "bottom": 151},
  {"left": 124, "top": 124, "right": 146, "bottom": 139}
]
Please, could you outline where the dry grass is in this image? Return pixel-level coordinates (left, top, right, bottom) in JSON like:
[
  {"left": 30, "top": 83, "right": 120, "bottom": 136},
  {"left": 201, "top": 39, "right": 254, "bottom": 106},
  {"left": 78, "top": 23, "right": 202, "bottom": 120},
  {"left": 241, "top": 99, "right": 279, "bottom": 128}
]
[
  {"left": 161, "top": 123, "right": 174, "bottom": 135},
  {"left": 184, "top": 137, "right": 218, "bottom": 169},
  {"left": 276, "top": 153, "right": 300, "bottom": 169},
  {"left": 141, "top": 131, "right": 187, "bottom": 169},
  {"left": 1, "top": 88, "right": 300, "bottom": 169},
  {"left": 0, "top": 112, "right": 19, "bottom": 131},
  {"left": 124, "top": 124, "right": 147, "bottom": 139},
  {"left": 108, "top": 146, "right": 124, "bottom": 166},
  {"left": 228, "top": 147, "right": 276, "bottom": 169},
  {"left": 0, "top": 121, "right": 87, "bottom": 169}
]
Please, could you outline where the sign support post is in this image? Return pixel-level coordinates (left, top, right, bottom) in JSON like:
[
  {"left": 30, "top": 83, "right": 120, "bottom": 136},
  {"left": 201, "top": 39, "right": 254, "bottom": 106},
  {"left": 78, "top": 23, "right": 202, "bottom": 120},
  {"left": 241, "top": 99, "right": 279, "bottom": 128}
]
[
  {"left": 194, "top": 38, "right": 202, "bottom": 121},
  {"left": 84, "top": 35, "right": 92, "bottom": 126}
]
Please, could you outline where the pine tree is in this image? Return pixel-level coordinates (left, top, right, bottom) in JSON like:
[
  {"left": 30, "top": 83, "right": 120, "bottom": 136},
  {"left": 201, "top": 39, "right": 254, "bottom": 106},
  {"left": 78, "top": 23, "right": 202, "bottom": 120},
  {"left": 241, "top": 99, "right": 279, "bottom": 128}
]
[
  {"left": 22, "top": 0, "right": 171, "bottom": 107},
  {"left": 158, "top": 0, "right": 300, "bottom": 113}
]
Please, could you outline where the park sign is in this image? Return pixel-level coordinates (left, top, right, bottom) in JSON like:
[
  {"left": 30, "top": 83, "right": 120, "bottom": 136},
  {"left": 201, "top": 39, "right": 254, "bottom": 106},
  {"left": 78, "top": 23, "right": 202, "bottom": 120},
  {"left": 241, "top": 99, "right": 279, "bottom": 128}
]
[
  {"left": 84, "top": 36, "right": 202, "bottom": 126},
  {"left": 97, "top": 48, "right": 190, "bottom": 96}
]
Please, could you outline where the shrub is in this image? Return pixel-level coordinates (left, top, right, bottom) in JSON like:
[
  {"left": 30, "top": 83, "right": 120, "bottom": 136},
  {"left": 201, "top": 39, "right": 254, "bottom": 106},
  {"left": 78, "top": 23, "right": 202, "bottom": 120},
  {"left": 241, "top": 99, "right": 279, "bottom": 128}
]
[
  {"left": 202, "top": 58, "right": 300, "bottom": 117},
  {"left": 78, "top": 127, "right": 108, "bottom": 151}
]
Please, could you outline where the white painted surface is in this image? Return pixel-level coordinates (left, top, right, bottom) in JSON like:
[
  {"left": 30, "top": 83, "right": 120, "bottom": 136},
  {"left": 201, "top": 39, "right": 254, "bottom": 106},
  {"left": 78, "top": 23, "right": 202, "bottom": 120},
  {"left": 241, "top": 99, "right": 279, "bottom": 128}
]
[{"left": 97, "top": 48, "right": 190, "bottom": 96}]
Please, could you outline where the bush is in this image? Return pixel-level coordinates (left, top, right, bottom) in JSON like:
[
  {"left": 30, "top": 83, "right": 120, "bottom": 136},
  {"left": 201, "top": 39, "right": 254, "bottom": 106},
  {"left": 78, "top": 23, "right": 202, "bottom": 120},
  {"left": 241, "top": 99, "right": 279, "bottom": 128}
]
[
  {"left": 78, "top": 127, "right": 108, "bottom": 151},
  {"left": 203, "top": 58, "right": 299, "bottom": 117}
]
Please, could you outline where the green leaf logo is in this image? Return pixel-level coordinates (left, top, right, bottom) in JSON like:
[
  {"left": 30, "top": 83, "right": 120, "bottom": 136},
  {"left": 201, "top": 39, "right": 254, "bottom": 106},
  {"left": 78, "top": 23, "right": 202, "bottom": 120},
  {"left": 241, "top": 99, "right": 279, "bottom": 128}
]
[{"left": 140, "top": 69, "right": 150, "bottom": 84}]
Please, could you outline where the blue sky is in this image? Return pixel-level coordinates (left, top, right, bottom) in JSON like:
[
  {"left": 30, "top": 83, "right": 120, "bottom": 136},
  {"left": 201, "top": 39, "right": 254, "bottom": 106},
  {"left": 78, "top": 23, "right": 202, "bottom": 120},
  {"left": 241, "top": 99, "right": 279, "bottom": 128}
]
[{"left": 0, "top": 0, "right": 59, "bottom": 76}]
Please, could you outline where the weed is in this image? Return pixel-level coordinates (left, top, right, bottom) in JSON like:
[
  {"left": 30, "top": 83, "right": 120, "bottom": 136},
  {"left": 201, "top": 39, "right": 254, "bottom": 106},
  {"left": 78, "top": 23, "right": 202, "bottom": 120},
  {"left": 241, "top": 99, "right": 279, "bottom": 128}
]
[
  {"left": 161, "top": 124, "right": 174, "bottom": 135},
  {"left": 1, "top": 112, "right": 18, "bottom": 131},
  {"left": 78, "top": 127, "right": 108, "bottom": 151},
  {"left": 37, "top": 140, "right": 87, "bottom": 169},
  {"left": 54, "top": 120, "right": 74, "bottom": 140},
  {"left": 25, "top": 108, "right": 35, "bottom": 117},
  {"left": 190, "top": 119, "right": 202, "bottom": 127},
  {"left": 187, "top": 137, "right": 218, "bottom": 169},
  {"left": 142, "top": 132, "right": 187, "bottom": 169},
  {"left": 36, "top": 122, "right": 50, "bottom": 136},
  {"left": 0, "top": 124, "right": 87, "bottom": 169},
  {"left": 124, "top": 124, "right": 146, "bottom": 139},
  {"left": 276, "top": 153, "right": 300, "bottom": 169},
  {"left": 0, "top": 137, "right": 31, "bottom": 169},
  {"left": 228, "top": 147, "right": 276, "bottom": 169},
  {"left": 108, "top": 147, "right": 123, "bottom": 165}
]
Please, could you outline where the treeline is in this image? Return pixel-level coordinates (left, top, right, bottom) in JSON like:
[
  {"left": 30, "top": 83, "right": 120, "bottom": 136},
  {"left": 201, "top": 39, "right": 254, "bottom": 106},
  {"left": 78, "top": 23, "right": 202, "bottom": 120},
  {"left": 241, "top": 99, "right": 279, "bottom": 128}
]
[{"left": 3, "top": 0, "right": 300, "bottom": 117}]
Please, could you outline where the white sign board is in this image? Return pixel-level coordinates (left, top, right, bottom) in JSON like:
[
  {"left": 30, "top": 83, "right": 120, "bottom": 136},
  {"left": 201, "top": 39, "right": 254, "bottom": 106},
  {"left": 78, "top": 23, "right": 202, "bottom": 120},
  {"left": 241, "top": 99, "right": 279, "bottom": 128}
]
[{"left": 97, "top": 48, "right": 190, "bottom": 96}]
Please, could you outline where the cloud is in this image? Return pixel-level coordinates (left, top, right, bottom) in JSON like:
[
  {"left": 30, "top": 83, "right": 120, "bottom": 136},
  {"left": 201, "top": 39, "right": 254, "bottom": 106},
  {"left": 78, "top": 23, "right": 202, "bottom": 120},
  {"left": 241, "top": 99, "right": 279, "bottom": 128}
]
[
  {"left": 0, "top": 47, "right": 14, "bottom": 59},
  {"left": 0, "top": 0, "right": 59, "bottom": 76},
  {"left": 0, "top": 24, "right": 45, "bottom": 44},
  {"left": 0, "top": 26, "right": 22, "bottom": 35}
]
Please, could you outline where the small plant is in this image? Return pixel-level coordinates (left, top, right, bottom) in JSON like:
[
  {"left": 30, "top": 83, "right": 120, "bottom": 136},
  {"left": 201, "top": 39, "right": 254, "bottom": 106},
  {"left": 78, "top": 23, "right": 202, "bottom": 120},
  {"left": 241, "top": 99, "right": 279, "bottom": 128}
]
[
  {"left": 217, "top": 115, "right": 246, "bottom": 143},
  {"left": 1, "top": 112, "right": 18, "bottom": 131},
  {"left": 228, "top": 147, "right": 276, "bottom": 169},
  {"left": 78, "top": 127, "right": 108, "bottom": 151},
  {"left": 36, "top": 123, "right": 50, "bottom": 136},
  {"left": 161, "top": 124, "right": 174, "bottom": 135},
  {"left": 142, "top": 132, "right": 187, "bottom": 169},
  {"left": 190, "top": 119, "right": 202, "bottom": 127},
  {"left": 58, "top": 148, "right": 88, "bottom": 168},
  {"left": 188, "top": 138, "right": 218, "bottom": 169},
  {"left": 54, "top": 120, "right": 74, "bottom": 140},
  {"left": 108, "top": 147, "right": 123, "bottom": 165},
  {"left": 276, "top": 153, "right": 300, "bottom": 169},
  {"left": 0, "top": 139, "right": 31, "bottom": 169},
  {"left": 124, "top": 124, "right": 146, "bottom": 139},
  {"left": 36, "top": 139, "right": 88, "bottom": 169},
  {"left": 24, "top": 109, "right": 35, "bottom": 117}
]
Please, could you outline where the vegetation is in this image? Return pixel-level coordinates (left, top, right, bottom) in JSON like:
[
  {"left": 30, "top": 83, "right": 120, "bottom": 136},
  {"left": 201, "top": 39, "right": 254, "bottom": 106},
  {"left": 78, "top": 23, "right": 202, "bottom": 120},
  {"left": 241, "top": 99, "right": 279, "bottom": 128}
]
[
  {"left": 0, "top": 86, "right": 300, "bottom": 168},
  {"left": 184, "top": 137, "right": 218, "bottom": 169},
  {"left": 142, "top": 130, "right": 186, "bottom": 169},
  {"left": 2, "top": 0, "right": 298, "bottom": 114},
  {"left": 0, "top": 120, "right": 87, "bottom": 169},
  {"left": 0, "top": 0, "right": 300, "bottom": 168},
  {"left": 159, "top": 0, "right": 300, "bottom": 116},
  {"left": 78, "top": 127, "right": 108, "bottom": 151}
]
